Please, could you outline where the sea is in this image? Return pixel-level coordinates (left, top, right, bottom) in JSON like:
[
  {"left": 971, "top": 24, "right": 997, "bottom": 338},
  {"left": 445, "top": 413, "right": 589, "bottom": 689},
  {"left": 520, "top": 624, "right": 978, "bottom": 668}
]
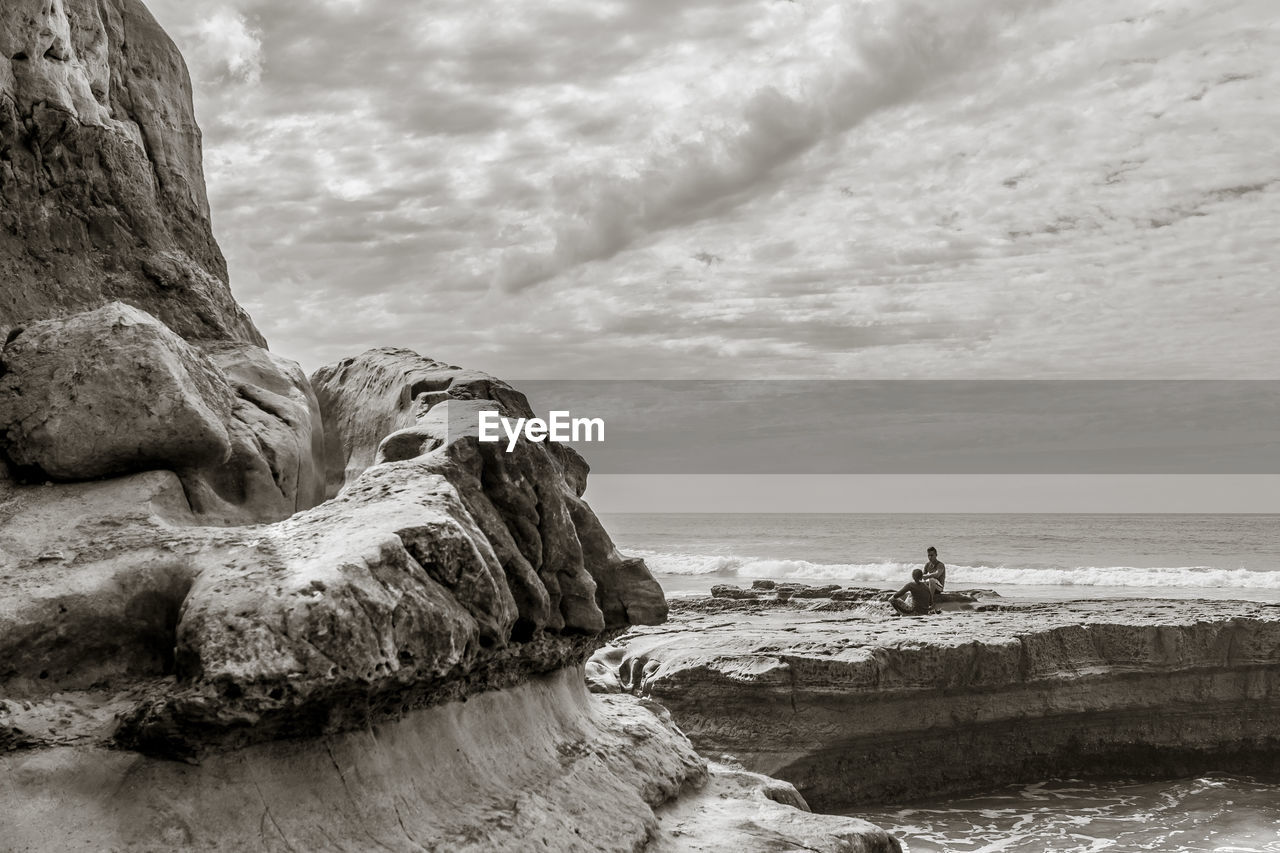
[
  {"left": 602, "top": 513, "right": 1280, "bottom": 852},
  {"left": 601, "top": 513, "right": 1280, "bottom": 603}
]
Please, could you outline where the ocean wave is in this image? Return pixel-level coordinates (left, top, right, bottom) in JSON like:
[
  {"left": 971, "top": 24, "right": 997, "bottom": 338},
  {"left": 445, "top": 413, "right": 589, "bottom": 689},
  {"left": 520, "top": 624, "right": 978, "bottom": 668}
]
[{"left": 633, "top": 550, "right": 1280, "bottom": 589}]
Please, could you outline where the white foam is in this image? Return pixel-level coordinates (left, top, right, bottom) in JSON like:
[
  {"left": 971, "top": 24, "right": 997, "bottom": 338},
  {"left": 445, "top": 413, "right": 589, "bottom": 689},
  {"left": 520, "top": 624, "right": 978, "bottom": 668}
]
[{"left": 635, "top": 550, "right": 1280, "bottom": 589}]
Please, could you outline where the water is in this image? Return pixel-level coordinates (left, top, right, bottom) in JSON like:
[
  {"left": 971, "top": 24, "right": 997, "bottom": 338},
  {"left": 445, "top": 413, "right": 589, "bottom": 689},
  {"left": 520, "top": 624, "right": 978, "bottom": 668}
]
[
  {"left": 601, "top": 513, "right": 1280, "bottom": 601},
  {"left": 856, "top": 775, "right": 1280, "bottom": 853}
]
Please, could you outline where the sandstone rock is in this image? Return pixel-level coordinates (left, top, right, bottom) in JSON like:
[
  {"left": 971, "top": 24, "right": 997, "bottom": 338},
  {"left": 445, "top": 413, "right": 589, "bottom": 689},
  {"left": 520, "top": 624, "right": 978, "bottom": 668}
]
[
  {"left": 0, "top": 0, "right": 263, "bottom": 346},
  {"left": 1, "top": 669, "right": 713, "bottom": 853},
  {"left": 0, "top": 424, "right": 663, "bottom": 754},
  {"left": 0, "top": 469, "right": 203, "bottom": 694},
  {"left": 311, "top": 347, "right": 533, "bottom": 496},
  {"left": 651, "top": 762, "right": 902, "bottom": 853},
  {"left": 586, "top": 645, "right": 626, "bottom": 694},
  {"left": 0, "top": 303, "right": 330, "bottom": 524},
  {"left": 313, "top": 349, "right": 667, "bottom": 633},
  {"left": 0, "top": 303, "right": 234, "bottom": 481},
  {"left": 186, "top": 341, "right": 329, "bottom": 523},
  {"left": 611, "top": 598, "right": 1280, "bottom": 809}
]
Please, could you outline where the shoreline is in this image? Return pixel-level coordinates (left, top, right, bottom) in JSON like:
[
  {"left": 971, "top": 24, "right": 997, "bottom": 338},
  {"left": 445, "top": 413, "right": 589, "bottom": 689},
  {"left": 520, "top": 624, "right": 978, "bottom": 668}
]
[
  {"left": 654, "top": 573, "right": 1280, "bottom": 604},
  {"left": 594, "top": 590, "right": 1280, "bottom": 810}
]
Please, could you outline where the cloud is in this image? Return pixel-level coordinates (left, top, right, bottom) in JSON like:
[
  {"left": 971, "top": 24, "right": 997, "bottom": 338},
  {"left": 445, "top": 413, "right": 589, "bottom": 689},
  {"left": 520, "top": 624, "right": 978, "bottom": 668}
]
[
  {"left": 176, "top": 7, "right": 263, "bottom": 84},
  {"left": 140, "top": 0, "right": 1280, "bottom": 381},
  {"left": 491, "top": 0, "right": 1048, "bottom": 293}
]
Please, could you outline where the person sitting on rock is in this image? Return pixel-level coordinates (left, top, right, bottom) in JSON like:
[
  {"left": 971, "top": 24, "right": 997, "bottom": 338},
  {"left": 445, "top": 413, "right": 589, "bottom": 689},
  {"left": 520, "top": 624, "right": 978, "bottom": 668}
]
[
  {"left": 890, "top": 569, "right": 933, "bottom": 616},
  {"left": 922, "top": 546, "right": 946, "bottom": 595}
]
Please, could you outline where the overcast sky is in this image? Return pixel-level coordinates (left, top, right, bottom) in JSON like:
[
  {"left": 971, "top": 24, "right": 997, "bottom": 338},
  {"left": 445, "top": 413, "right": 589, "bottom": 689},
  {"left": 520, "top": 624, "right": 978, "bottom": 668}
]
[{"left": 147, "top": 0, "right": 1278, "bottom": 381}]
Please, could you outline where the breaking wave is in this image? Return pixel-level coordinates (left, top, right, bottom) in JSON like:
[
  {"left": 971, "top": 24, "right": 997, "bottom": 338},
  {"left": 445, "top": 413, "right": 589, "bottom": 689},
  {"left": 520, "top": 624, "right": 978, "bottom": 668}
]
[{"left": 635, "top": 550, "right": 1280, "bottom": 589}]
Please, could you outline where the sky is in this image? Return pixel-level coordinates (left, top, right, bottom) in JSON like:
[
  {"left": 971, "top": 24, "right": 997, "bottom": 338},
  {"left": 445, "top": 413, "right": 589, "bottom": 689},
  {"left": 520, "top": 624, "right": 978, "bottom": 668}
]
[
  {"left": 142, "top": 0, "right": 1279, "bottom": 511},
  {"left": 145, "top": 0, "right": 1279, "bottom": 382}
]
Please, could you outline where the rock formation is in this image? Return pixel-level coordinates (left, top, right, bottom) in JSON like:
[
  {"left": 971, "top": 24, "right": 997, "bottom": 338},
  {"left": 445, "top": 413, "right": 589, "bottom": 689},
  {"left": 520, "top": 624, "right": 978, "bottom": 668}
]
[
  {"left": 0, "top": 302, "right": 325, "bottom": 525},
  {"left": 312, "top": 348, "right": 669, "bottom": 632},
  {"left": 0, "top": 329, "right": 898, "bottom": 847},
  {"left": 0, "top": 336, "right": 670, "bottom": 755},
  {"left": 603, "top": 597, "right": 1280, "bottom": 810},
  {"left": 0, "top": 0, "right": 263, "bottom": 345}
]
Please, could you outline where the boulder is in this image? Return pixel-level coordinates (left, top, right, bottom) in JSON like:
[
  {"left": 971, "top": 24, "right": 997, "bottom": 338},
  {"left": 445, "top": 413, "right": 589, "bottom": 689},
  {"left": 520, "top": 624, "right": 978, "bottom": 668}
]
[
  {"left": 0, "top": 303, "right": 332, "bottom": 525},
  {"left": 0, "top": 0, "right": 264, "bottom": 346},
  {"left": 0, "top": 303, "right": 234, "bottom": 481}
]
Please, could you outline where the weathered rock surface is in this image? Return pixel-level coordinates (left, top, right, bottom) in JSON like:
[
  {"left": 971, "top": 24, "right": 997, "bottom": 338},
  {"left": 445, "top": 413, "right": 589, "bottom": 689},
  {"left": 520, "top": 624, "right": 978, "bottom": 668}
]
[
  {"left": 313, "top": 348, "right": 668, "bottom": 632},
  {"left": 604, "top": 598, "right": 1280, "bottom": 810},
  {"left": 0, "top": 303, "right": 234, "bottom": 480},
  {"left": 0, "top": 457, "right": 649, "bottom": 756},
  {"left": 0, "top": 0, "right": 263, "bottom": 346},
  {"left": 310, "top": 346, "right": 533, "bottom": 496},
  {"left": 187, "top": 340, "right": 329, "bottom": 523},
  {"left": 0, "top": 303, "right": 327, "bottom": 524},
  {"left": 651, "top": 762, "right": 901, "bottom": 853},
  {"left": 2, "top": 669, "right": 705, "bottom": 852},
  {"left": 0, "top": 340, "right": 666, "bottom": 756}
]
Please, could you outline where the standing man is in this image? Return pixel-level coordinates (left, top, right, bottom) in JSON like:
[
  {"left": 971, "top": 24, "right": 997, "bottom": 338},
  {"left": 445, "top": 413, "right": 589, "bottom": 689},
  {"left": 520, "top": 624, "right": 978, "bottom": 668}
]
[{"left": 922, "top": 546, "right": 946, "bottom": 595}]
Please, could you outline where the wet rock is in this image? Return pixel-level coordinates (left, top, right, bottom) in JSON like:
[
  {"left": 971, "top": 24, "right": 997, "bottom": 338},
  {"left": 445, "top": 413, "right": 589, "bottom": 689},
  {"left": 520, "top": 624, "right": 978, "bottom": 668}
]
[{"left": 711, "top": 585, "right": 761, "bottom": 600}]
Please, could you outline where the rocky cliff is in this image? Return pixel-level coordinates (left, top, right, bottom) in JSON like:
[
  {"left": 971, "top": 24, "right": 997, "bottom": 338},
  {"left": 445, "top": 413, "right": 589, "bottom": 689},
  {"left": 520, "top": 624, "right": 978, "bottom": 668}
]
[
  {"left": 0, "top": 331, "right": 901, "bottom": 848},
  {"left": 603, "top": 595, "right": 1280, "bottom": 810},
  {"left": 0, "top": 0, "right": 262, "bottom": 345}
]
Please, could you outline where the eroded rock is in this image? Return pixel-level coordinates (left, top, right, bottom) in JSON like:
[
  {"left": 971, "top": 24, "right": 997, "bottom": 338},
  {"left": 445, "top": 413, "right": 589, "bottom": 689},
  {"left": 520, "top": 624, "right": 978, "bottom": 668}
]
[
  {"left": 313, "top": 349, "right": 667, "bottom": 633},
  {"left": 0, "top": 304, "right": 327, "bottom": 525},
  {"left": 0, "top": 303, "right": 234, "bottom": 481},
  {"left": 186, "top": 341, "right": 329, "bottom": 523},
  {"left": 1, "top": 669, "right": 711, "bottom": 853},
  {"left": 606, "top": 599, "right": 1280, "bottom": 809},
  {"left": 311, "top": 347, "right": 532, "bottom": 496},
  {"left": 0, "top": 0, "right": 264, "bottom": 346}
]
